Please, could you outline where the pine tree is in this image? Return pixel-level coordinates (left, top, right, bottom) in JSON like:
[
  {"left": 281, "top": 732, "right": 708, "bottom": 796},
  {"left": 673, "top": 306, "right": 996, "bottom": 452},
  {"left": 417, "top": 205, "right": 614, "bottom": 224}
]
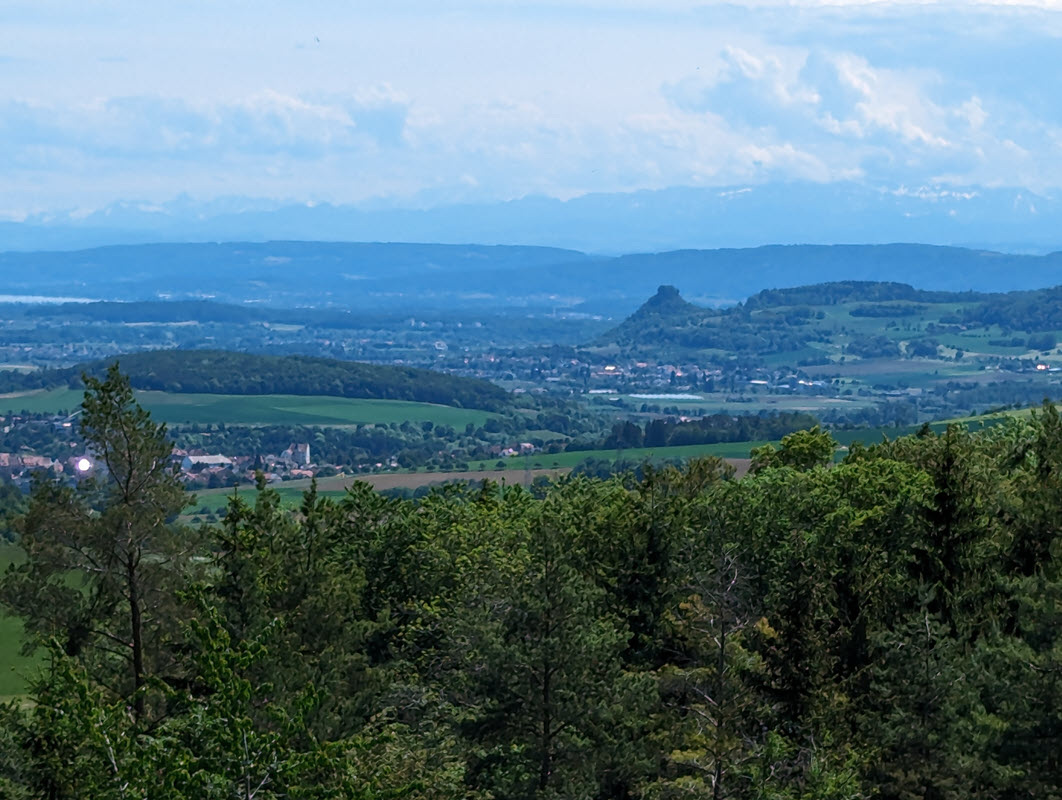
[{"left": 0, "top": 363, "right": 196, "bottom": 721}]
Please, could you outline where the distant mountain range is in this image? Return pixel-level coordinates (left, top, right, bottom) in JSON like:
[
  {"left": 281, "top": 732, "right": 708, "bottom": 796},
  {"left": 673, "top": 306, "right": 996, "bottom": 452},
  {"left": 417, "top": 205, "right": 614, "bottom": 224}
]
[
  {"left": 4, "top": 240, "right": 1062, "bottom": 315},
  {"left": 4, "top": 182, "right": 1061, "bottom": 255}
]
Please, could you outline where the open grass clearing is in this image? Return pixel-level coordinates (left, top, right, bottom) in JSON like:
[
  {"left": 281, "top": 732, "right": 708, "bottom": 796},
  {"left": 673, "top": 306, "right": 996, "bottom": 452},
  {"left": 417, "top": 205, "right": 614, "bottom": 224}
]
[
  {"left": 0, "top": 545, "right": 39, "bottom": 700},
  {"left": 0, "top": 387, "right": 84, "bottom": 413},
  {"left": 0, "top": 388, "right": 498, "bottom": 428},
  {"left": 831, "top": 407, "right": 1030, "bottom": 449},
  {"left": 614, "top": 393, "right": 877, "bottom": 415},
  {"left": 186, "top": 402, "right": 1047, "bottom": 518}
]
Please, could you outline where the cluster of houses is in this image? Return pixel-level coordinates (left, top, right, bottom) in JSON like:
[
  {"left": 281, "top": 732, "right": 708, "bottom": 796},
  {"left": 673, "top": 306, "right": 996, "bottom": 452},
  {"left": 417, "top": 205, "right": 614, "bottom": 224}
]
[
  {"left": 173, "top": 443, "right": 315, "bottom": 487},
  {"left": 0, "top": 443, "right": 319, "bottom": 489},
  {"left": 0, "top": 452, "right": 73, "bottom": 479},
  {"left": 496, "top": 442, "right": 536, "bottom": 458}
]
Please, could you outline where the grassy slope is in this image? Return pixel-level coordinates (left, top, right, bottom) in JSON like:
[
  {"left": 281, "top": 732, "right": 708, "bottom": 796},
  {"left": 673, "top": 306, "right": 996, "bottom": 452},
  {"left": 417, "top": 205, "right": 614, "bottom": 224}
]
[
  {"left": 0, "top": 389, "right": 497, "bottom": 428},
  {"left": 188, "top": 487, "right": 352, "bottom": 515},
  {"left": 0, "top": 388, "right": 84, "bottom": 414},
  {"left": 0, "top": 545, "right": 38, "bottom": 700},
  {"left": 477, "top": 406, "right": 1030, "bottom": 474}
]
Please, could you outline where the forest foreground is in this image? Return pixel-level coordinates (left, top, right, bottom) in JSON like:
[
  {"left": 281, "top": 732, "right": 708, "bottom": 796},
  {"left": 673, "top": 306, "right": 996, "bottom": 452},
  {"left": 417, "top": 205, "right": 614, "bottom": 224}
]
[{"left": 1, "top": 366, "right": 1061, "bottom": 799}]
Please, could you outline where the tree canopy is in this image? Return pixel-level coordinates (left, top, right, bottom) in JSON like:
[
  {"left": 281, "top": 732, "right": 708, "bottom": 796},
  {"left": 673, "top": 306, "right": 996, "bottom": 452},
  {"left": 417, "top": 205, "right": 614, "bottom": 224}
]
[{"left": 2, "top": 374, "right": 1062, "bottom": 798}]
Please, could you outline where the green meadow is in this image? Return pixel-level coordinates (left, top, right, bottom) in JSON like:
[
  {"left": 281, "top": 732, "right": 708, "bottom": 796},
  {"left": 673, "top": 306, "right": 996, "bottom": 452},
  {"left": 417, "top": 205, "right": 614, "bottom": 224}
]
[
  {"left": 0, "top": 545, "right": 38, "bottom": 700},
  {"left": 613, "top": 393, "right": 878, "bottom": 415},
  {"left": 0, "top": 388, "right": 85, "bottom": 415},
  {"left": 187, "top": 442, "right": 771, "bottom": 517},
  {"left": 473, "top": 406, "right": 1032, "bottom": 473},
  {"left": 0, "top": 389, "right": 497, "bottom": 429}
]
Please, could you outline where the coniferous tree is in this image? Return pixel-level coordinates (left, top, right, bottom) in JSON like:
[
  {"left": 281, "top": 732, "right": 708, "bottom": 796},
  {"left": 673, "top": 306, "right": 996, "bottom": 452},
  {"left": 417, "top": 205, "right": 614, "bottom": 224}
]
[{"left": 1, "top": 363, "right": 196, "bottom": 721}]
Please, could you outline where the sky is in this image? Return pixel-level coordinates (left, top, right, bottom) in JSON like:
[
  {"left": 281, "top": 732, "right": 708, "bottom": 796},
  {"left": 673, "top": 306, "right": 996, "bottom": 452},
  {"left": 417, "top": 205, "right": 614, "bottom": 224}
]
[{"left": 3, "top": 0, "right": 1062, "bottom": 218}]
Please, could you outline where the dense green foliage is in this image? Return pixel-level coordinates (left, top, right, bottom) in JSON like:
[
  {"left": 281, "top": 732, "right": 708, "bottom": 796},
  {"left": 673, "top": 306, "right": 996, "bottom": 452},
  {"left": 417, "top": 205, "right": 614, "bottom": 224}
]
[
  {"left": 744, "top": 280, "right": 984, "bottom": 308},
  {"left": 966, "top": 285, "right": 1062, "bottom": 331},
  {"left": 3, "top": 375, "right": 1062, "bottom": 798},
  {"left": 586, "top": 411, "right": 819, "bottom": 450},
  {"left": 0, "top": 350, "right": 509, "bottom": 411}
]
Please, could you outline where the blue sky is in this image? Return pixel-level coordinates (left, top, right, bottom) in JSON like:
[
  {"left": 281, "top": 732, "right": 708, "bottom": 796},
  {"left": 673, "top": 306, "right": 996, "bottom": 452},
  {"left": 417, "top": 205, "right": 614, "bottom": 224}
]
[{"left": 3, "top": 0, "right": 1062, "bottom": 218}]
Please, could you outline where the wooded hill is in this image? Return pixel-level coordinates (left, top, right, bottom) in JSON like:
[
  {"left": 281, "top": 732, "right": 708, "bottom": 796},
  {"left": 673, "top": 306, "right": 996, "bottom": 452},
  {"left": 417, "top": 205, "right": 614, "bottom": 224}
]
[
  {"left": 595, "top": 280, "right": 1062, "bottom": 362},
  {"left": 1, "top": 350, "right": 509, "bottom": 411}
]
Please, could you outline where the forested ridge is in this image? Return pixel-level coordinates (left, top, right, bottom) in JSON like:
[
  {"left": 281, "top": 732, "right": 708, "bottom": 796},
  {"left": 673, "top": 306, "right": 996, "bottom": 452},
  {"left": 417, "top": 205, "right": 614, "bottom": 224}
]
[
  {"left": 2, "top": 370, "right": 1062, "bottom": 798},
  {"left": 595, "top": 279, "right": 1062, "bottom": 358},
  {"left": 0, "top": 350, "right": 509, "bottom": 411}
]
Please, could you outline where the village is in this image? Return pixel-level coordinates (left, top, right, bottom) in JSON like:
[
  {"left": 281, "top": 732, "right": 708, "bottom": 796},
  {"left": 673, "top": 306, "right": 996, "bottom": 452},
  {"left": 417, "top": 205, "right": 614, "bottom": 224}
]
[
  {"left": 0, "top": 439, "right": 323, "bottom": 490},
  {"left": 0, "top": 413, "right": 353, "bottom": 491}
]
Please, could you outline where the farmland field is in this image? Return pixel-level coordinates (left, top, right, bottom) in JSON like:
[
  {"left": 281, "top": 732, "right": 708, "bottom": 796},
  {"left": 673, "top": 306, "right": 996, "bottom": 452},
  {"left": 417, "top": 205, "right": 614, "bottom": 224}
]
[
  {"left": 0, "top": 387, "right": 84, "bottom": 414},
  {"left": 612, "top": 393, "right": 879, "bottom": 415},
  {"left": 0, "top": 388, "right": 498, "bottom": 428},
  {"left": 469, "top": 440, "right": 771, "bottom": 471}
]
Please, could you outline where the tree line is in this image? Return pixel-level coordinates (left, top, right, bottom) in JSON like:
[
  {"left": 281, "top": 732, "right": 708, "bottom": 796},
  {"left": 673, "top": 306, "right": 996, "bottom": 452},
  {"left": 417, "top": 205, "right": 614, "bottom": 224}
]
[
  {"left": 0, "top": 349, "right": 510, "bottom": 411},
  {"left": 581, "top": 411, "right": 820, "bottom": 451},
  {"left": 1, "top": 367, "right": 1062, "bottom": 798}
]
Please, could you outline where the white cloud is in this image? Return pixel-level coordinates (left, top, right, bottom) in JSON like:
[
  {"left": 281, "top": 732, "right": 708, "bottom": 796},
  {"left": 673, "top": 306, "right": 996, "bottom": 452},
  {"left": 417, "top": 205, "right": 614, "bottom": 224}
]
[
  {"left": 0, "top": 90, "right": 410, "bottom": 160},
  {"left": 3, "top": 0, "right": 1062, "bottom": 212},
  {"left": 956, "top": 97, "right": 988, "bottom": 131},
  {"left": 829, "top": 54, "right": 951, "bottom": 146},
  {"left": 656, "top": 37, "right": 1062, "bottom": 191}
]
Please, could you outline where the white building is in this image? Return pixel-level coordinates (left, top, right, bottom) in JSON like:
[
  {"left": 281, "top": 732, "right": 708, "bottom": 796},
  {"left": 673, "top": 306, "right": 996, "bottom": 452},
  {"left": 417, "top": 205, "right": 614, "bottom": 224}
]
[{"left": 181, "top": 454, "right": 234, "bottom": 471}]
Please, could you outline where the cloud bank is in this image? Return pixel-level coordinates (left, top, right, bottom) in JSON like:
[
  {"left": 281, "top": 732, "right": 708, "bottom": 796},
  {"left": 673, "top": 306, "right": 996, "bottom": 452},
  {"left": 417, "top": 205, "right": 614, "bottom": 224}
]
[{"left": 1, "top": 1, "right": 1060, "bottom": 214}]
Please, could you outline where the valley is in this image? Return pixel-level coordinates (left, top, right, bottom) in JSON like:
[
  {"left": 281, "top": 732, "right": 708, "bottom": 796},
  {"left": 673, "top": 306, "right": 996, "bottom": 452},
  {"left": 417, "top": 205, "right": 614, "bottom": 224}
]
[{"left": 3, "top": 252, "right": 1059, "bottom": 504}]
